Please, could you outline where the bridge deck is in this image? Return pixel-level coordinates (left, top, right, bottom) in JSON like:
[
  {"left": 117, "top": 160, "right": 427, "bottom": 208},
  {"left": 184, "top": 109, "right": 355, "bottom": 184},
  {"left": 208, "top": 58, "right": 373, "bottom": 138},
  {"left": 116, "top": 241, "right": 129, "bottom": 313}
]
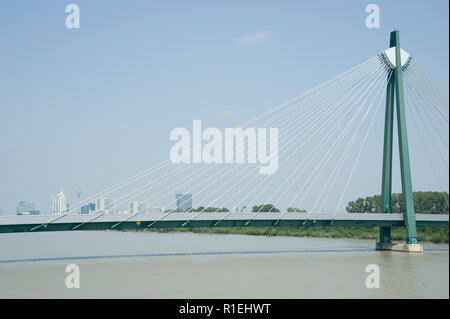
[{"left": 0, "top": 212, "right": 447, "bottom": 233}]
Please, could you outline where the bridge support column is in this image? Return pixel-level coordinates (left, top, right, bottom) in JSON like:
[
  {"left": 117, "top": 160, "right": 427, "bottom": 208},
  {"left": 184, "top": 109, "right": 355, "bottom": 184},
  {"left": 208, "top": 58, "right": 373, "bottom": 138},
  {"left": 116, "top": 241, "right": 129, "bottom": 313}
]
[
  {"left": 376, "top": 30, "right": 423, "bottom": 253},
  {"left": 376, "top": 242, "right": 423, "bottom": 252}
]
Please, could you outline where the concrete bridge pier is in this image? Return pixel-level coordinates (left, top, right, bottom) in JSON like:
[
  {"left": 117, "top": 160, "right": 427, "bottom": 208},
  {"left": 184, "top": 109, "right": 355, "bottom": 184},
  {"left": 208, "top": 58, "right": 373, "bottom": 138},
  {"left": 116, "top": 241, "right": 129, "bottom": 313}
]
[{"left": 376, "top": 241, "right": 423, "bottom": 252}]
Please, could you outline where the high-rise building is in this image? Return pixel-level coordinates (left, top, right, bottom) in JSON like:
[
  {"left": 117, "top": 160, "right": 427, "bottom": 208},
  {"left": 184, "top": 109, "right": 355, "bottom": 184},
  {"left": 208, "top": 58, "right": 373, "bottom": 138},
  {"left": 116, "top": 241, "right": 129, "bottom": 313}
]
[
  {"left": 96, "top": 197, "right": 116, "bottom": 213},
  {"left": 16, "top": 201, "right": 40, "bottom": 215},
  {"left": 80, "top": 203, "right": 95, "bottom": 214},
  {"left": 176, "top": 193, "right": 192, "bottom": 211},
  {"left": 17, "top": 201, "right": 35, "bottom": 214},
  {"left": 129, "top": 201, "right": 148, "bottom": 214},
  {"left": 51, "top": 190, "right": 69, "bottom": 214}
]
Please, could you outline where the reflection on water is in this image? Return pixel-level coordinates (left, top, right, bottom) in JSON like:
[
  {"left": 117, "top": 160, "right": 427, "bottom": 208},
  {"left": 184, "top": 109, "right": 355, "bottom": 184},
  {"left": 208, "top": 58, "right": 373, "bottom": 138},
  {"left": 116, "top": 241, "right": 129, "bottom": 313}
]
[{"left": 0, "top": 231, "right": 448, "bottom": 298}]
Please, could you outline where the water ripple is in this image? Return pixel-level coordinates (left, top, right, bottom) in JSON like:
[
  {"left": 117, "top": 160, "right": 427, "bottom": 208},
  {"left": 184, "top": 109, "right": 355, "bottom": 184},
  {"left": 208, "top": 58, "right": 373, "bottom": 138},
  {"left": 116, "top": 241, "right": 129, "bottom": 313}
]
[{"left": 0, "top": 247, "right": 447, "bottom": 264}]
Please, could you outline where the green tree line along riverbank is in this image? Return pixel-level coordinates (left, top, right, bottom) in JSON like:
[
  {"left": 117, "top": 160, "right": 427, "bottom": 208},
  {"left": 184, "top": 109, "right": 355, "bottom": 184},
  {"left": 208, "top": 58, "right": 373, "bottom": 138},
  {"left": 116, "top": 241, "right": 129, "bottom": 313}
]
[{"left": 142, "top": 192, "right": 449, "bottom": 243}]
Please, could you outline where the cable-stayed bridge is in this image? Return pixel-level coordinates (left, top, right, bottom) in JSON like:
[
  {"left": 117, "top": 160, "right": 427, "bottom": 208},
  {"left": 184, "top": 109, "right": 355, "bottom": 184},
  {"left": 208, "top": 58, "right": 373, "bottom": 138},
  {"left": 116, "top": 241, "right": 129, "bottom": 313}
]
[{"left": 2, "top": 31, "right": 448, "bottom": 252}]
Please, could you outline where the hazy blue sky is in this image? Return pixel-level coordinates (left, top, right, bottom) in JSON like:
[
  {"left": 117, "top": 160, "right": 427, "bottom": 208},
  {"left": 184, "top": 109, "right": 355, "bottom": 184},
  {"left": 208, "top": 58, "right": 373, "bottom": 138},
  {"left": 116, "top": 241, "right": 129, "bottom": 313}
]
[{"left": 0, "top": 0, "right": 448, "bottom": 214}]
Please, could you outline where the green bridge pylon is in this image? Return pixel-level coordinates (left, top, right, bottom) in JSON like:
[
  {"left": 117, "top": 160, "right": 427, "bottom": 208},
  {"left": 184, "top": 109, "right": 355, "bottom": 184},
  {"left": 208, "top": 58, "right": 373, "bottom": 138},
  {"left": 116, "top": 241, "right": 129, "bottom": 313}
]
[{"left": 379, "top": 30, "right": 418, "bottom": 245}]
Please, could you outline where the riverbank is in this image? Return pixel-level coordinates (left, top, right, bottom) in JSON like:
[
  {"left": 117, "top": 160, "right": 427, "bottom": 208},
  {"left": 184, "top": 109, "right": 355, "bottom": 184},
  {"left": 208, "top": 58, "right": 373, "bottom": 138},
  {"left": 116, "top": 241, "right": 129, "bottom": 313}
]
[{"left": 141, "top": 226, "right": 449, "bottom": 243}]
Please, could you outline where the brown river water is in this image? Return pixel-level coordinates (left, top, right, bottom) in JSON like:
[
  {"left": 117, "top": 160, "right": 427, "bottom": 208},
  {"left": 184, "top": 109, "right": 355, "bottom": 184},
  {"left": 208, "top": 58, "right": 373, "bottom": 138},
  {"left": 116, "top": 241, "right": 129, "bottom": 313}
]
[{"left": 0, "top": 231, "right": 448, "bottom": 298}]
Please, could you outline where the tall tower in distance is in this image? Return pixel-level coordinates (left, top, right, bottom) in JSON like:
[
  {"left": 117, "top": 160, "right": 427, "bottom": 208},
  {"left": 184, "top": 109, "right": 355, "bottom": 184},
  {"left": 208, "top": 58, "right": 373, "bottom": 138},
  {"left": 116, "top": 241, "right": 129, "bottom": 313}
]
[
  {"left": 96, "top": 197, "right": 116, "bottom": 214},
  {"left": 51, "top": 189, "right": 69, "bottom": 214},
  {"left": 176, "top": 193, "right": 192, "bottom": 212}
]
